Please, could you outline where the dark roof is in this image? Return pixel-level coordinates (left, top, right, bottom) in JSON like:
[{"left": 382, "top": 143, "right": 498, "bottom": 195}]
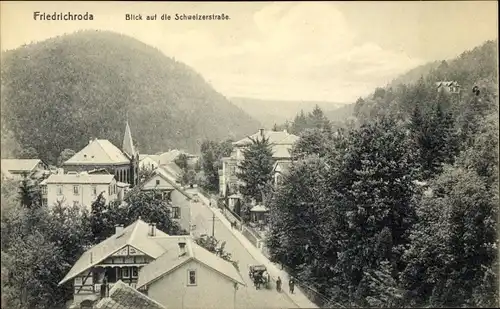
[{"left": 94, "top": 280, "right": 165, "bottom": 309}]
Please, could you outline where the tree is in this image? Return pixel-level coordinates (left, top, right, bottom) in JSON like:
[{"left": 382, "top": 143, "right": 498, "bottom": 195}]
[
  {"left": 194, "top": 235, "right": 239, "bottom": 271},
  {"left": 90, "top": 188, "right": 185, "bottom": 239},
  {"left": 174, "top": 153, "right": 189, "bottom": 171},
  {"left": 57, "top": 148, "right": 76, "bottom": 166},
  {"left": 236, "top": 136, "right": 274, "bottom": 203},
  {"left": 401, "top": 165, "right": 498, "bottom": 307},
  {"left": 291, "top": 110, "right": 308, "bottom": 134},
  {"left": 200, "top": 140, "right": 233, "bottom": 193},
  {"left": 307, "top": 105, "right": 332, "bottom": 132},
  {"left": 291, "top": 128, "right": 332, "bottom": 159},
  {"left": 1, "top": 196, "right": 92, "bottom": 309},
  {"left": 18, "top": 147, "right": 38, "bottom": 159},
  {"left": 18, "top": 174, "right": 42, "bottom": 209},
  {"left": 180, "top": 169, "right": 197, "bottom": 187}
]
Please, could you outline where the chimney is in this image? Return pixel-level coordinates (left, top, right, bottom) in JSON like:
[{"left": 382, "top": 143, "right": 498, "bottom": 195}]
[
  {"left": 259, "top": 128, "right": 264, "bottom": 137},
  {"left": 89, "top": 138, "right": 93, "bottom": 145},
  {"left": 283, "top": 129, "right": 287, "bottom": 134},
  {"left": 148, "top": 223, "right": 156, "bottom": 237},
  {"left": 178, "top": 241, "right": 187, "bottom": 257},
  {"left": 115, "top": 224, "right": 124, "bottom": 235}
]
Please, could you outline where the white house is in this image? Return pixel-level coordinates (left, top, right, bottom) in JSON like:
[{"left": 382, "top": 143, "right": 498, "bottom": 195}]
[
  {"left": 59, "top": 220, "right": 173, "bottom": 307},
  {"left": 1, "top": 159, "right": 49, "bottom": 180},
  {"left": 219, "top": 129, "right": 299, "bottom": 197},
  {"left": 139, "top": 168, "right": 193, "bottom": 233},
  {"left": 136, "top": 237, "right": 245, "bottom": 309},
  {"left": 40, "top": 171, "right": 126, "bottom": 209}
]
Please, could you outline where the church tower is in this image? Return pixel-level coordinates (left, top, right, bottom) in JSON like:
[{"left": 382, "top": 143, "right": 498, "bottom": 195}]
[{"left": 122, "top": 120, "right": 139, "bottom": 187}]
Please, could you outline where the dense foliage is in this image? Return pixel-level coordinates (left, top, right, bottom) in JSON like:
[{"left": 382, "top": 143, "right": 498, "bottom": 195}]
[
  {"left": 199, "top": 139, "right": 233, "bottom": 193},
  {"left": 236, "top": 136, "right": 274, "bottom": 203},
  {"left": 0, "top": 30, "right": 260, "bottom": 163},
  {"left": 90, "top": 188, "right": 187, "bottom": 242},
  {"left": 1, "top": 175, "right": 189, "bottom": 308},
  {"left": 266, "top": 39, "right": 498, "bottom": 308},
  {"left": 277, "top": 105, "right": 332, "bottom": 135},
  {"left": 194, "top": 235, "right": 240, "bottom": 271},
  {"left": 1, "top": 180, "right": 93, "bottom": 309}
]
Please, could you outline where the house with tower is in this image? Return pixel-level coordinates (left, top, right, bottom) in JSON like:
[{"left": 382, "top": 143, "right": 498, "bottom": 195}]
[{"left": 62, "top": 122, "right": 140, "bottom": 188}]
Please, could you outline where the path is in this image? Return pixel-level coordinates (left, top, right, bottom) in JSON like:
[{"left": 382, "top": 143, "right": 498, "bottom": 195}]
[{"left": 188, "top": 188, "right": 318, "bottom": 309}]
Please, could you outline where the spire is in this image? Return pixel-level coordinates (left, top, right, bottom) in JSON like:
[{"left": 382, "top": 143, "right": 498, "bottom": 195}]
[{"left": 122, "top": 119, "right": 136, "bottom": 158}]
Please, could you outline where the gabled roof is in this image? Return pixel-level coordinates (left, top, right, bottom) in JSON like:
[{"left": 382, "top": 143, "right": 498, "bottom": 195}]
[
  {"left": 233, "top": 130, "right": 299, "bottom": 147},
  {"left": 160, "top": 162, "right": 183, "bottom": 178},
  {"left": 272, "top": 144, "right": 293, "bottom": 159},
  {"left": 58, "top": 219, "right": 170, "bottom": 285},
  {"left": 158, "top": 150, "right": 182, "bottom": 165},
  {"left": 273, "top": 160, "right": 292, "bottom": 174},
  {"left": 1, "top": 159, "right": 44, "bottom": 173},
  {"left": 63, "top": 139, "right": 130, "bottom": 165},
  {"left": 94, "top": 280, "right": 166, "bottom": 309},
  {"left": 140, "top": 168, "right": 192, "bottom": 200},
  {"left": 137, "top": 237, "right": 245, "bottom": 289},
  {"left": 41, "top": 173, "right": 115, "bottom": 185},
  {"left": 122, "top": 121, "right": 136, "bottom": 158},
  {"left": 139, "top": 154, "right": 160, "bottom": 162}
]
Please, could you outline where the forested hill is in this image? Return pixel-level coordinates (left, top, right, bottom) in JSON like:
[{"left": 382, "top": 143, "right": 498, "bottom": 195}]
[
  {"left": 0, "top": 30, "right": 261, "bottom": 163},
  {"left": 354, "top": 39, "right": 498, "bottom": 122}
]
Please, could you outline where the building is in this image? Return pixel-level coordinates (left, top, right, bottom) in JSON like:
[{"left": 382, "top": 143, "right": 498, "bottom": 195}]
[
  {"left": 0, "top": 159, "right": 49, "bottom": 180},
  {"left": 92, "top": 280, "right": 165, "bottom": 309},
  {"left": 219, "top": 129, "right": 299, "bottom": 197},
  {"left": 272, "top": 160, "right": 292, "bottom": 187},
  {"left": 58, "top": 219, "right": 177, "bottom": 307},
  {"left": 139, "top": 167, "right": 193, "bottom": 232},
  {"left": 436, "top": 81, "right": 461, "bottom": 94},
  {"left": 63, "top": 122, "right": 139, "bottom": 188},
  {"left": 40, "top": 171, "right": 127, "bottom": 209},
  {"left": 136, "top": 237, "right": 245, "bottom": 309},
  {"left": 138, "top": 155, "right": 160, "bottom": 171},
  {"left": 159, "top": 162, "right": 183, "bottom": 183}
]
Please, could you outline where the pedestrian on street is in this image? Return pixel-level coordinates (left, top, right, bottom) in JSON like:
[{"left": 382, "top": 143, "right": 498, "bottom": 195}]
[
  {"left": 276, "top": 276, "right": 282, "bottom": 292},
  {"left": 289, "top": 277, "right": 295, "bottom": 294}
]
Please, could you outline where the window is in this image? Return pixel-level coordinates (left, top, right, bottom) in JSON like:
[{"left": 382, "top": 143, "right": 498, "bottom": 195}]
[
  {"left": 172, "top": 207, "right": 181, "bottom": 219},
  {"left": 92, "top": 186, "right": 97, "bottom": 196},
  {"left": 42, "top": 198, "right": 47, "bottom": 207},
  {"left": 122, "top": 267, "right": 130, "bottom": 278},
  {"left": 132, "top": 267, "right": 138, "bottom": 278},
  {"left": 73, "top": 185, "right": 79, "bottom": 195},
  {"left": 73, "top": 201, "right": 80, "bottom": 207},
  {"left": 187, "top": 270, "right": 196, "bottom": 286},
  {"left": 57, "top": 185, "right": 63, "bottom": 196},
  {"left": 156, "top": 179, "right": 160, "bottom": 186},
  {"left": 41, "top": 186, "right": 47, "bottom": 195}
]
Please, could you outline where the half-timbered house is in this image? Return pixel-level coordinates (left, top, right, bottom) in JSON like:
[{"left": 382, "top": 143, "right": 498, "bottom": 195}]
[{"left": 58, "top": 219, "right": 187, "bottom": 307}]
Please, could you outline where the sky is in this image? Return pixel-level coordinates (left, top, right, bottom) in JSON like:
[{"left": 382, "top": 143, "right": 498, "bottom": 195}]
[{"left": 1, "top": 1, "right": 498, "bottom": 103}]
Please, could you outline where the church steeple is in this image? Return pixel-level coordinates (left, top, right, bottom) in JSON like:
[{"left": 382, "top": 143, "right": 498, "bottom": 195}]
[{"left": 122, "top": 118, "right": 136, "bottom": 158}]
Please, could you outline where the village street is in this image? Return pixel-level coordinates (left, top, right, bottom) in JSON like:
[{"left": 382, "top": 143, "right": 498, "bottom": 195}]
[{"left": 187, "top": 189, "right": 298, "bottom": 309}]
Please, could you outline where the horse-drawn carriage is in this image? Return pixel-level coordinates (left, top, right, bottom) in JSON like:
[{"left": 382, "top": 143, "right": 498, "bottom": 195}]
[{"left": 248, "top": 264, "right": 270, "bottom": 289}]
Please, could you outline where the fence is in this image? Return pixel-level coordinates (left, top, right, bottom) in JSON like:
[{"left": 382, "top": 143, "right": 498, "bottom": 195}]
[
  {"left": 242, "top": 225, "right": 265, "bottom": 249},
  {"left": 279, "top": 264, "right": 340, "bottom": 308}
]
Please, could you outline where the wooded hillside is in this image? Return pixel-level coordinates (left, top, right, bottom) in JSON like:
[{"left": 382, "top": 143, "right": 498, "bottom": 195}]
[
  {"left": 1, "top": 30, "right": 261, "bottom": 163},
  {"left": 267, "top": 39, "right": 498, "bottom": 308}
]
